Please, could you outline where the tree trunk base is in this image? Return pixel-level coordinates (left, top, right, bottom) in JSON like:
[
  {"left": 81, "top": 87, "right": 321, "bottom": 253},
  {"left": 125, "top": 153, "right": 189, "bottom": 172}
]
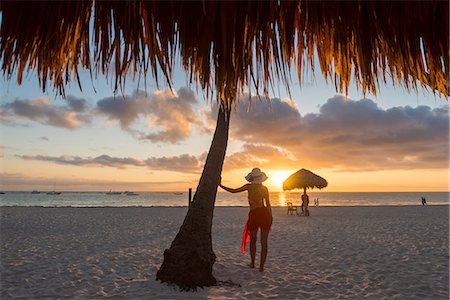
[{"left": 156, "top": 244, "right": 217, "bottom": 290}]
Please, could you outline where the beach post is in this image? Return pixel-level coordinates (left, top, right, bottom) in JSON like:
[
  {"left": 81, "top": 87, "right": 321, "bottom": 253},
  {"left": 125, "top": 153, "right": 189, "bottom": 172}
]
[{"left": 188, "top": 188, "right": 192, "bottom": 207}]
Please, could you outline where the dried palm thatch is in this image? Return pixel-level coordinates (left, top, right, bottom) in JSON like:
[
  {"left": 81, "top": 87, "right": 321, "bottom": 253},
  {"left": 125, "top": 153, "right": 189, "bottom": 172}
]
[
  {"left": 1, "top": 1, "right": 448, "bottom": 109},
  {"left": 283, "top": 168, "right": 328, "bottom": 192}
]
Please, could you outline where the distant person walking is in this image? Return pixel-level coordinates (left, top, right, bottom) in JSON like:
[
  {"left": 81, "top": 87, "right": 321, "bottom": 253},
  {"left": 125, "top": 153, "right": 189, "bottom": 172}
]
[
  {"left": 219, "top": 168, "right": 272, "bottom": 272},
  {"left": 421, "top": 197, "right": 427, "bottom": 205}
]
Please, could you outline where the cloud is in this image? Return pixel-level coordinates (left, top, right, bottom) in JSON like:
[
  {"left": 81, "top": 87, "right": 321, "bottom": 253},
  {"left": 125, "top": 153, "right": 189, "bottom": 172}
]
[
  {"left": 144, "top": 154, "right": 203, "bottom": 172},
  {"left": 96, "top": 87, "right": 206, "bottom": 143},
  {"left": 96, "top": 91, "right": 150, "bottom": 129},
  {"left": 17, "top": 153, "right": 203, "bottom": 173},
  {"left": 0, "top": 172, "right": 187, "bottom": 192},
  {"left": 0, "top": 96, "right": 91, "bottom": 129},
  {"left": 18, "top": 154, "right": 146, "bottom": 169},
  {"left": 224, "top": 143, "right": 297, "bottom": 170},
  {"left": 66, "top": 95, "right": 89, "bottom": 112},
  {"left": 40, "top": 136, "right": 49, "bottom": 141},
  {"left": 1, "top": 88, "right": 205, "bottom": 144},
  {"left": 0, "top": 144, "right": 4, "bottom": 158},
  {"left": 221, "top": 95, "right": 449, "bottom": 171},
  {"left": 141, "top": 87, "right": 205, "bottom": 143}
]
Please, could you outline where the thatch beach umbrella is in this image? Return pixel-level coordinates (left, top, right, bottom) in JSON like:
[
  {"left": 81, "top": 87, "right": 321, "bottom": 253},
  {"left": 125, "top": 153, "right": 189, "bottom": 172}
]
[
  {"left": 1, "top": 1, "right": 448, "bottom": 101},
  {"left": 283, "top": 169, "right": 328, "bottom": 195},
  {"left": 1, "top": 0, "right": 448, "bottom": 290}
]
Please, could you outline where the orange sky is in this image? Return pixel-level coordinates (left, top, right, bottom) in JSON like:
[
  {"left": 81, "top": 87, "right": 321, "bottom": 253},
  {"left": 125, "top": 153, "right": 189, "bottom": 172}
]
[
  {"left": 1, "top": 72, "right": 448, "bottom": 193},
  {"left": 2, "top": 155, "right": 448, "bottom": 192}
]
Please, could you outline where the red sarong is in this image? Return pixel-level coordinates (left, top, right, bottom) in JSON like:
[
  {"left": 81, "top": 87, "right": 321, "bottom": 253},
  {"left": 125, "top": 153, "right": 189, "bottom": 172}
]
[{"left": 241, "top": 207, "right": 272, "bottom": 254}]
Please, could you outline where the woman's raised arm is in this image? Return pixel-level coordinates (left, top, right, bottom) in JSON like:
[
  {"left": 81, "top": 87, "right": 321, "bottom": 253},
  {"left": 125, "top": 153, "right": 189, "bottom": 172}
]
[{"left": 219, "top": 183, "right": 249, "bottom": 193}]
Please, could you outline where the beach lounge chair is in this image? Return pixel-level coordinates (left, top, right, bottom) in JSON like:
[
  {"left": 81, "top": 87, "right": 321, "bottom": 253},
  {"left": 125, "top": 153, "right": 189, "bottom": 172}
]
[{"left": 287, "top": 202, "right": 299, "bottom": 215}]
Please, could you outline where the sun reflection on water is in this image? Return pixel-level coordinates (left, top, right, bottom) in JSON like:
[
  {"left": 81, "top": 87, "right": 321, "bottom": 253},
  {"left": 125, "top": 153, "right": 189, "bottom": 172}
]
[{"left": 277, "top": 192, "right": 287, "bottom": 207}]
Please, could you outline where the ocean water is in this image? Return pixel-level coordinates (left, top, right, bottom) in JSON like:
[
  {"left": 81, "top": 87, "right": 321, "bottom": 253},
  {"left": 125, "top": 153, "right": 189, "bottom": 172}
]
[{"left": 0, "top": 191, "right": 448, "bottom": 207}]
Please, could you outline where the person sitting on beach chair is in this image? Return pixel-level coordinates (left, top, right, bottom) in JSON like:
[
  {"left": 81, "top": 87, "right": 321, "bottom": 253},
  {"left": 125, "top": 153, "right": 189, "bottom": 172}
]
[{"left": 287, "top": 202, "right": 298, "bottom": 215}]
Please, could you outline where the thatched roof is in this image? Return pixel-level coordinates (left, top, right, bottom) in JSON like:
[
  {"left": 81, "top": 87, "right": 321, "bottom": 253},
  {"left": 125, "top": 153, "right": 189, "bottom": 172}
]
[
  {"left": 283, "top": 168, "right": 328, "bottom": 191},
  {"left": 1, "top": 1, "right": 448, "bottom": 109}
]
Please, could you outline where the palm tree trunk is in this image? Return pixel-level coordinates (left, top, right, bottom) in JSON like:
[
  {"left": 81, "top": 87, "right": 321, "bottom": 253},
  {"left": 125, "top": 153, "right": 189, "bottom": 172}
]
[{"left": 156, "top": 105, "right": 231, "bottom": 290}]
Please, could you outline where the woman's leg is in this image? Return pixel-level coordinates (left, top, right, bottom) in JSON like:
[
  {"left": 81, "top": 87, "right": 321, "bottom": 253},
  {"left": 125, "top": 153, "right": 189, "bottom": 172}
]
[
  {"left": 260, "top": 229, "right": 269, "bottom": 272},
  {"left": 249, "top": 229, "right": 257, "bottom": 268}
]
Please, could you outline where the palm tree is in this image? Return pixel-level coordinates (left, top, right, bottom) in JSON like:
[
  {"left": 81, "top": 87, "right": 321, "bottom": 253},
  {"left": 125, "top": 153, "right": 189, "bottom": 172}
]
[
  {"left": 156, "top": 105, "right": 231, "bottom": 288},
  {"left": 1, "top": 0, "right": 448, "bottom": 290}
]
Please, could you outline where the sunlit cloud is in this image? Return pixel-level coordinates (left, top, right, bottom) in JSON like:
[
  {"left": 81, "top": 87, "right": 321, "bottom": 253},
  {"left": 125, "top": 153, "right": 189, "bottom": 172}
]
[
  {"left": 96, "top": 87, "right": 207, "bottom": 143},
  {"left": 17, "top": 154, "right": 145, "bottom": 169},
  {"left": 220, "top": 94, "right": 449, "bottom": 171},
  {"left": 144, "top": 154, "right": 202, "bottom": 172},
  {"left": 1, "top": 88, "right": 207, "bottom": 144},
  {"left": 17, "top": 153, "right": 203, "bottom": 173},
  {"left": 224, "top": 143, "right": 297, "bottom": 171},
  {"left": 0, "top": 96, "right": 91, "bottom": 129},
  {"left": 4, "top": 91, "right": 448, "bottom": 175},
  {"left": 139, "top": 87, "right": 205, "bottom": 143}
]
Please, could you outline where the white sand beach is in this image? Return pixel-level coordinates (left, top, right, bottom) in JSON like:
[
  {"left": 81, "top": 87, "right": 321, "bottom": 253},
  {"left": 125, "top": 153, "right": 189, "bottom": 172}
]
[{"left": 1, "top": 206, "right": 448, "bottom": 299}]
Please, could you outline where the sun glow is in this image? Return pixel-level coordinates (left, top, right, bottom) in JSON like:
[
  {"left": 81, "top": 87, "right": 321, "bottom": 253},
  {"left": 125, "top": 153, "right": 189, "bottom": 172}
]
[
  {"left": 278, "top": 192, "right": 287, "bottom": 207},
  {"left": 268, "top": 170, "right": 294, "bottom": 191}
]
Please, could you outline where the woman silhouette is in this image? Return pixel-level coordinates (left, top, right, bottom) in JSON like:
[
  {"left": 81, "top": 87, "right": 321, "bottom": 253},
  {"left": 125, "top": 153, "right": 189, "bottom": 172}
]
[{"left": 219, "top": 168, "right": 272, "bottom": 272}]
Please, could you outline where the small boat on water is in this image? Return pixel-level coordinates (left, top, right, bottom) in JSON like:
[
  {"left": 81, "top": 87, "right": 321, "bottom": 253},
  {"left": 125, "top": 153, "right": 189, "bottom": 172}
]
[
  {"left": 31, "top": 190, "right": 41, "bottom": 194},
  {"left": 106, "top": 190, "right": 122, "bottom": 195},
  {"left": 125, "top": 191, "right": 139, "bottom": 196},
  {"left": 47, "top": 183, "right": 61, "bottom": 195},
  {"left": 173, "top": 192, "right": 183, "bottom": 195},
  {"left": 47, "top": 191, "right": 61, "bottom": 195}
]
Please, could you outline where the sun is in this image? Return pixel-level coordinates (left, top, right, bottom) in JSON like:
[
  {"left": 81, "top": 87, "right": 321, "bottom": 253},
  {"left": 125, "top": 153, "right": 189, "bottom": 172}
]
[{"left": 269, "top": 170, "right": 293, "bottom": 190}]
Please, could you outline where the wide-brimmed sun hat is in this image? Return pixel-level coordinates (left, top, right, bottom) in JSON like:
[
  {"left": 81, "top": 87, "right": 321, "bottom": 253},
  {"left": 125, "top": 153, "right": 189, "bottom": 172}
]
[{"left": 245, "top": 168, "right": 268, "bottom": 183}]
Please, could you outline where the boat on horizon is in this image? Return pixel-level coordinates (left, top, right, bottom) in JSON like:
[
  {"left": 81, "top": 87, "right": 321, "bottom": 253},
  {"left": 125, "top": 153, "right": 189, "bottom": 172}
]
[
  {"left": 125, "top": 191, "right": 139, "bottom": 196},
  {"left": 173, "top": 192, "right": 183, "bottom": 195},
  {"left": 46, "top": 191, "right": 61, "bottom": 195},
  {"left": 31, "top": 190, "right": 41, "bottom": 194},
  {"left": 106, "top": 190, "right": 122, "bottom": 195},
  {"left": 47, "top": 183, "right": 61, "bottom": 195}
]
